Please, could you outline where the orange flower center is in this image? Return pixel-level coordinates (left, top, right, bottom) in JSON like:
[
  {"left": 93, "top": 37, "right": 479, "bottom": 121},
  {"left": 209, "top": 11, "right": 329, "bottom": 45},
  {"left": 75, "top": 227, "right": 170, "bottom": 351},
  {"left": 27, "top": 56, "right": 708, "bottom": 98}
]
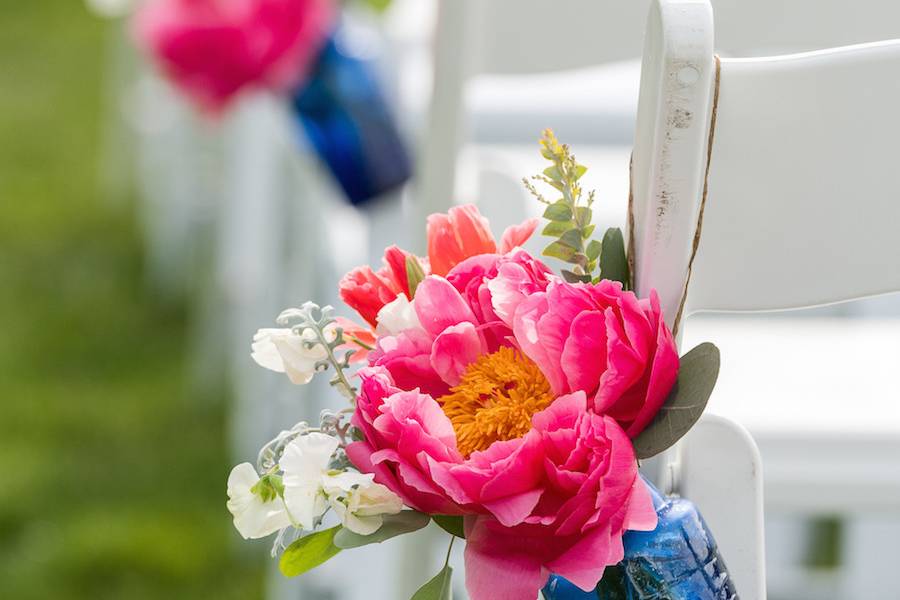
[{"left": 439, "top": 346, "right": 554, "bottom": 457}]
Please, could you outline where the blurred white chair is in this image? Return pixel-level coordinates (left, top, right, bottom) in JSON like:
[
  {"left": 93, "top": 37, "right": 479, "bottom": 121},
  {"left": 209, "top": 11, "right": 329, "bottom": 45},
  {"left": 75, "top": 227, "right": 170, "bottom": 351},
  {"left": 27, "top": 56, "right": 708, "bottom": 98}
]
[{"left": 631, "top": 1, "right": 900, "bottom": 599}]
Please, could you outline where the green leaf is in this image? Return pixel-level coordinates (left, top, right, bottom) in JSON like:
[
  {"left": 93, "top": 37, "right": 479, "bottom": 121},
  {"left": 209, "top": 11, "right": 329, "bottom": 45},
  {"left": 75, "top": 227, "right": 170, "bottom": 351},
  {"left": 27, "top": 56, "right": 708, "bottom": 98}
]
[
  {"left": 543, "top": 241, "right": 577, "bottom": 262},
  {"left": 542, "top": 221, "right": 576, "bottom": 237},
  {"left": 543, "top": 165, "right": 563, "bottom": 182},
  {"left": 574, "top": 164, "right": 588, "bottom": 180},
  {"left": 333, "top": 511, "right": 431, "bottom": 549},
  {"left": 586, "top": 239, "right": 602, "bottom": 261},
  {"left": 561, "top": 269, "right": 591, "bottom": 283},
  {"left": 558, "top": 228, "right": 583, "bottom": 250},
  {"left": 279, "top": 526, "right": 342, "bottom": 577},
  {"left": 406, "top": 255, "right": 426, "bottom": 297},
  {"left": 432, "top": 515, "right": 465, "bottom": 538},
  {"left": 582, "top": 224, "right": 596, "bottom": 239},
  {"left": 598, "top": 227, "right": 629, "bottom": 288},
  {"left": 542, "top": 202, "right": 573, "bottom": 222},
  {"left": 632, "top": 343, "right": 721, "bottom": 459},
  {"left": 411, "top": 564, "right": 453, "bottom": 600},
  {"left": 575, "top": 206, "right": 592, "bottom": 227}
]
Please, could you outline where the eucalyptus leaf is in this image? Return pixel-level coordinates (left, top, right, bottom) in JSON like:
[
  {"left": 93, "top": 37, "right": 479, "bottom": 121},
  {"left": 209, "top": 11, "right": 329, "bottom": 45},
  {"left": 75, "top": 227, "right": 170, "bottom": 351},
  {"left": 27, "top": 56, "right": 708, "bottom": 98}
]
[
  {"left": 558, "top": 228, "right": 583, "bottom": 250},
  {"left": 543, "top": 202, "right": 572, "bottom": 222},
  {"left": 432, "top": 515, "right": 465, "bottom": 538},
  {"left": 586, "top": 239, "right": 602, "bottom": 261},
  {"left": 333, "top": 510, "right": 431, "bottom": 549},
  {"left": 543, "top": 165, "right": 563, "bottom": 182},
  {"left": 562, "top": 269, "right": 592, "bottom": 283},
  {"left": 411, "top": 564, "right": 453, "bottom": 600},
  {"left": 543, "top": 241, "right": 577, "bottom": 262},
  {"left": 598, "top": 227, "right": 629, "bottom": 288},
  {"left": 632, "top": 343, "right": 721, "bottom": 459},
  {"left": 279, "top": 526, "right": 342, "bottom": 577},
  {"left": 575, "top": 206, "right": 592, "bottom": 227},
  {"left": 542, "top": 221, "right": 576, "bottom": 237}
]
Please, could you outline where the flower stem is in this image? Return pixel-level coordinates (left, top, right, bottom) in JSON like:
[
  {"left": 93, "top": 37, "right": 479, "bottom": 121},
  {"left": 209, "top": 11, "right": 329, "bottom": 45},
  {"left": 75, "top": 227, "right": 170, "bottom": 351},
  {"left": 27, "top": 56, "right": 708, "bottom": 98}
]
[{"left": 444, "top": 535, "right": 455, "bottom": 568}]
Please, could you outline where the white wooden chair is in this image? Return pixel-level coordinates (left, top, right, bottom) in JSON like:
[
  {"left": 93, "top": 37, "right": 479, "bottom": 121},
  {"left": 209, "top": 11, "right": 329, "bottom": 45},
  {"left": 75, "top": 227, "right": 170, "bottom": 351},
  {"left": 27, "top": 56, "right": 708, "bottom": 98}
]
[
  {"left": 415, "top": 0, "right": 900, "bottom": 256},
  {"left": 631, "top": 1, "right": 900, "bottom": 599}
]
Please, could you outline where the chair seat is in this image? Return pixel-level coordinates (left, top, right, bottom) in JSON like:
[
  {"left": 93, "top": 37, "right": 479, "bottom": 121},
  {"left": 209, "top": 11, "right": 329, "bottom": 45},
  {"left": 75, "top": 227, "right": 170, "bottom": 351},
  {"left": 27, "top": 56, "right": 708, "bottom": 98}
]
[{"left": 683, "top": 316, "right": 900, "bottom": 513}]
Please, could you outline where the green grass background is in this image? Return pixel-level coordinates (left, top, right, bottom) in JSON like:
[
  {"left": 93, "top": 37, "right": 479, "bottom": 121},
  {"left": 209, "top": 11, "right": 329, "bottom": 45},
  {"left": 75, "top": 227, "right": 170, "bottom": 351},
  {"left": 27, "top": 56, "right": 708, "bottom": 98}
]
[{"left": 0, "top": 2, "right": 264, "bottom": 597}]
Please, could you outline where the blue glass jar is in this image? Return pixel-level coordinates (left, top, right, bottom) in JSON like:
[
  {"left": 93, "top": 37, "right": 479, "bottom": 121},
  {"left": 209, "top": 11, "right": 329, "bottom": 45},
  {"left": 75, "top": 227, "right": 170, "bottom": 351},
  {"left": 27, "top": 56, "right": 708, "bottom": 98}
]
[
  {"left": 543, "top": 479, "right": 739, "bottom": 599},
  {"left": 291, "top": 29, "right": 412, "bottom": 205}
]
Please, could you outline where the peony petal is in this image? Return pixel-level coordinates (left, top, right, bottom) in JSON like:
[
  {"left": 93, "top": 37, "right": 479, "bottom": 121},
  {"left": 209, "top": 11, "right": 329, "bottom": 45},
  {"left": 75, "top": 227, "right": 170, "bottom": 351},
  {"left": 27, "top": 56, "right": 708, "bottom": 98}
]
[
  {"left": 512, "top": 292, "right": 569, "bottom": 393},
  {"left": 482, "top": 487, "right": 545, "bottom": 527},
  {"left": 414, "top": 276, "right": 478, "bottom": 336},
  {"left": 464, "top": 518, "right": 548, "bottom": 600},
  {"left": 560, "top": 311, "right": 608, "bottom": 394},
  {"left": 623, "top": 477, "right": 659, "bottom": 532},
  {"left": 430, "top": 322, "right": 487, "bottom": 386},
  {"left": 546, "top": 524, "right": 618, "bottom": 591},
  {"left": 499, "top": 217, "right": 539, "bottom": 253}
]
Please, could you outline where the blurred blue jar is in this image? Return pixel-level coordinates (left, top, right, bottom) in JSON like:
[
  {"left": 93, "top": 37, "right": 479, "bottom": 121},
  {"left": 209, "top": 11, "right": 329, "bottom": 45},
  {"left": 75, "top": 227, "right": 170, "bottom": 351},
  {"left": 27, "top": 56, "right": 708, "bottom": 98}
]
[
  {"left": 543, "top": 479, "right": 739, "bottom": 599},
  {"left": 291, "top": 27, "right": 412, "bottom": 205}
]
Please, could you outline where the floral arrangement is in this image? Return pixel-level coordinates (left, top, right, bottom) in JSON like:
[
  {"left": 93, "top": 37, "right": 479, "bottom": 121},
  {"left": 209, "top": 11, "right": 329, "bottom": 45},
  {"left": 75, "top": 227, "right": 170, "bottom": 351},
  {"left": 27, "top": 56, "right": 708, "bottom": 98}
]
[{"left": 226, "top": 131, "right": 720, "bottom": 599}]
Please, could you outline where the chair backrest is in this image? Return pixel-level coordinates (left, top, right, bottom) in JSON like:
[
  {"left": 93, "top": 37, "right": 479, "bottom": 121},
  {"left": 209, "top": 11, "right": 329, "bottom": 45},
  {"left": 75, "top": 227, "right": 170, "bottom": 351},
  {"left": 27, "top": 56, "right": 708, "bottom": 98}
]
[
  {"left": 630, "top": 0, "right": 900, "bottom": 326},
  {"left": 631, "top": 1, "right": 762, "bottom": 596}
]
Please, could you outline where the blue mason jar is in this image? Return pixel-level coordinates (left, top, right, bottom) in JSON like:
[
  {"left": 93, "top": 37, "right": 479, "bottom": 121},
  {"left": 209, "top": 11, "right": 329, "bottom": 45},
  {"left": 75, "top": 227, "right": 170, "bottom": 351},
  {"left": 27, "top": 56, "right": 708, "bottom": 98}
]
[
  {"left": 290, "top": 28, "right": 412, "bottom": 205},
  {"left": 543, "top": 479, "right": 739, "bottom": 599}
]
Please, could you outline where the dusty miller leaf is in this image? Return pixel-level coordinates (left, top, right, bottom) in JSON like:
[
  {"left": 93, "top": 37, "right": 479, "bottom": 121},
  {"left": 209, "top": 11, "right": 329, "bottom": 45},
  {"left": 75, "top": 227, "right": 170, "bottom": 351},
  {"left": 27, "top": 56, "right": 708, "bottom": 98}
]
[
  {"left": 333, "top": 511, "right": 431, "bottom": 549},
  {"left": 279, "top": 526, "right": 342, "bottom": 577},
  {"left": 632, "top": 343, "right": 721, "bottom": 459}
]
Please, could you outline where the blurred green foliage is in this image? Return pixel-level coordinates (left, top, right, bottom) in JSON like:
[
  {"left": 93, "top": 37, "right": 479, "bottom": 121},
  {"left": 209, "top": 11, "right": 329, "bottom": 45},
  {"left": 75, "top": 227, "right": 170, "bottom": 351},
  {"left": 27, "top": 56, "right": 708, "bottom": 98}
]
[{"left": 0, "top": 3, "right": 264, "bottom": 598}]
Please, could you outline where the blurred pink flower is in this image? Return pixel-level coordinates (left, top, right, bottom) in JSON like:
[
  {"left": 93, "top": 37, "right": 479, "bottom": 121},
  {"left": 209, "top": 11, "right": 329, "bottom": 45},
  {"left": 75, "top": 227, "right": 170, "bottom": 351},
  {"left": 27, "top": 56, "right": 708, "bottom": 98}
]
[{"left": 134, "top": 0, "right": 334, "bottom": 111}]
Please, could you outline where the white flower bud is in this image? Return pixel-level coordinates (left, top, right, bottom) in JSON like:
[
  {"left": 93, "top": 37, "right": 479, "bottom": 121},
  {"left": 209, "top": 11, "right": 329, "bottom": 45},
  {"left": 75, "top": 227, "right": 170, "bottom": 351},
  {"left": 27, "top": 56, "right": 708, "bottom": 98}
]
[{"left": 375, "top": 294, "right": 421, "bottom": 337}]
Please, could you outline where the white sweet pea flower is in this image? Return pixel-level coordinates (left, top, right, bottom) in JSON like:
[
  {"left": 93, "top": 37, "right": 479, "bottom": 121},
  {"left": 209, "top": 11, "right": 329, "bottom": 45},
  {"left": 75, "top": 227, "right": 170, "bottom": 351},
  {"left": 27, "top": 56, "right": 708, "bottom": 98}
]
[
  {"left": 251, "top": 324, "right": 336, "bottom": 385},
  {"left": 323, "top": 471, "right": 404, "bottom": 535},
  {"left": 279, "top": 433, "right": 340, "bottom": 529},
  {"left": 226, "top": 463, "right": 291, "bottom": 539},
  {"left": 375, "top": 294, "right": 421, "bottom": 336}
]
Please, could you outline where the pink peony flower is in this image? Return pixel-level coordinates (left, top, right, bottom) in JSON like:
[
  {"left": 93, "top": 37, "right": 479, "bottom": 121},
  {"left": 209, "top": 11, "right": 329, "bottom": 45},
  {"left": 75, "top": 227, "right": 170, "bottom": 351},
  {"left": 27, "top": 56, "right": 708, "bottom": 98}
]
[
  {"left": 345, "top": 249, "right": 678, "bottom": 598},
  {"left": 509, "top": 279, "right": 679, "bottom": 437},
  {"left": 134, "top": 0, "right": 334, "bottom": 111},
  {"left": 346, "top": 370, "right": 656, "bottom": 600},
  {"left": 427, "top": 205, "right": 539, "bottom": 277},
  {"left": 367, "top": 251, "right": 552, "bottom": 400}
]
